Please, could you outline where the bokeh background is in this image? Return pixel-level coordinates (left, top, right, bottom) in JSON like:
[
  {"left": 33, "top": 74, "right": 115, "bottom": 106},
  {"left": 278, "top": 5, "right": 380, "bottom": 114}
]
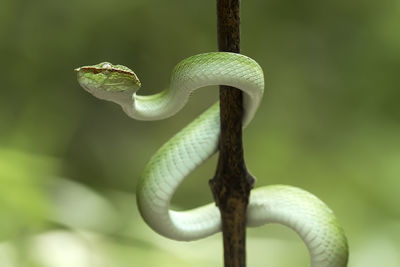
[{"left": 1, "top": 0, "right": 399, "bottom": 266}]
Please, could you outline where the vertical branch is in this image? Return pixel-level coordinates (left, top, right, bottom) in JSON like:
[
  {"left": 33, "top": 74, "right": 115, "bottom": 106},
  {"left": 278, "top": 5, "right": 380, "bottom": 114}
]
[{"left": 209, "top": 0, "right": 254, "bottom": 267}]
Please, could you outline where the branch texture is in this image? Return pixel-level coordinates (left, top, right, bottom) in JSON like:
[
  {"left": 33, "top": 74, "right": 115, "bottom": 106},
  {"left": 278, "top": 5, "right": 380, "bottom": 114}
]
[{"left": 209, "top": 1, "right": 254, "bottom": 266}]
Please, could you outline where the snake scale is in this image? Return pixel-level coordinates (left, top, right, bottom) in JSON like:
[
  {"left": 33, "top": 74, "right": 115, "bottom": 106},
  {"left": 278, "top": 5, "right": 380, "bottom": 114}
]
[{"left": 76, "top": 52, "right": 348, "bottom": 267}]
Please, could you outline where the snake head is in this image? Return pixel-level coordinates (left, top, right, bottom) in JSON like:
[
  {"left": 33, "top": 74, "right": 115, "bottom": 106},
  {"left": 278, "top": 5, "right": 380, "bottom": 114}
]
[{"left": 75, "top": 62, "right": 141, "bottom": 105}]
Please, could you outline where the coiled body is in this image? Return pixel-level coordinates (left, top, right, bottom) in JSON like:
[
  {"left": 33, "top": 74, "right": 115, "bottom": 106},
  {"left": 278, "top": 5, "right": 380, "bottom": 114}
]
[{"left": 76, "top": 52, "right": 348, "bottom": 267}]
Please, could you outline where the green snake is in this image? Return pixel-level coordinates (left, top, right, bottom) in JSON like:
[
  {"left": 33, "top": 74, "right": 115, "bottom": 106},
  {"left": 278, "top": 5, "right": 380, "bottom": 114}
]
[{"left": 75, "top": 52, "right": 348, "bottom": 266}]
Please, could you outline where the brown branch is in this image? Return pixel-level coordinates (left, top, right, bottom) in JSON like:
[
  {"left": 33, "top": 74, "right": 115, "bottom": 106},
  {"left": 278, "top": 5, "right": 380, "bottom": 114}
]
[{"left": 209, "top": 0, "right": 254, "bottom": 267}]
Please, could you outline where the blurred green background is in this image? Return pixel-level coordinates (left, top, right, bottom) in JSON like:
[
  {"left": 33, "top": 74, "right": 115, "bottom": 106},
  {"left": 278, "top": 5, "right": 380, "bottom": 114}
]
[{"left": 1, "top": 0, "right": 399, "bottom": 266}]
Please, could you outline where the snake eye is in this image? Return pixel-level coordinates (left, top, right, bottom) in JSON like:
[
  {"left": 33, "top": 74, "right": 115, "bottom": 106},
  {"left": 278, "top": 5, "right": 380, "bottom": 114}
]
[{"left": 102, "top": 63, "right": 113, "bottom": 74}]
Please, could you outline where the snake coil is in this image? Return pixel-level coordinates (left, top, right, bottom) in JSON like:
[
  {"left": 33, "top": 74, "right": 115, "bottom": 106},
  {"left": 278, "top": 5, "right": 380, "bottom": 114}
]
[{"left": 76, "top": 52, "right": 348, "bottom": 267}]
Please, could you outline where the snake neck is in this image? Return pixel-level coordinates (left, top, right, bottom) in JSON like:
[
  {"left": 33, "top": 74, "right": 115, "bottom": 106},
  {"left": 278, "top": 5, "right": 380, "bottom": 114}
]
[
  {"left": 121, "top": 89, "right": 188, "bottom": 121},
  {"left": 120, "top": 52, "right": 264, "bottom": 124}
]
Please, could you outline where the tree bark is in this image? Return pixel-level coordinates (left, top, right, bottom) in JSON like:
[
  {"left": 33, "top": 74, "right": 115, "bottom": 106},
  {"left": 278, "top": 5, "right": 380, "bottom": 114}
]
[{"left": 209, "top": 1, "right": 254, "bottom": 267}]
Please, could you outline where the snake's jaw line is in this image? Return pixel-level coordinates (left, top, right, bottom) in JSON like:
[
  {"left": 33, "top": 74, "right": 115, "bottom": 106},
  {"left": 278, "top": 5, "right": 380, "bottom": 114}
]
[
  {"left": 76, "top": 52, "right": 348, "bottom": 267},
  {"left": 75, "top": 62, "right": 141, "bottom": 108}
]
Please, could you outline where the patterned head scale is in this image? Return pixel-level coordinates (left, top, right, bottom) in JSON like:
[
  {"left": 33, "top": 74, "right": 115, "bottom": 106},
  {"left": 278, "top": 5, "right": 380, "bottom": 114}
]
[{"left": 75, "top": 62, "right": 141, "bottom": 104}]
